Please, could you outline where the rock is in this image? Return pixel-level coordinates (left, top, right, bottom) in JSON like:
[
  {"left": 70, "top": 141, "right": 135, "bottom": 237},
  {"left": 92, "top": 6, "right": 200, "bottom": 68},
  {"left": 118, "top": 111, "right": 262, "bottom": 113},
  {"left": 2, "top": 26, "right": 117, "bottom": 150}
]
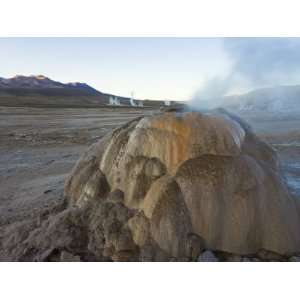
[
  {"left": 87, "top": 197, "right": 137, "bottom": 260},
  {"left": 241, "top": 257, "right": 251, "bottom": 262},
  {"left": 60, "top": 251, "right": 80, "bottom": 262},
  {"left": 107, "top": 189, "right": 124, "bottom": 203},
  {"left": 64, "top": 133, "right": 113, "bottom": 207},
  {"left": 44, "top": 189, "right": 52, "bottom": 194},
  {"left": 145, "top": 175, "right": 192, "bottom": 257},
  {"left": 197, "top": 250, "right": 219, "bottom": 262},
  {"left": 67, "top": 109, "right": 300, "bottom": 257},
  {"left": 138, "top": 241, "right": 171, "bottom": 262},
  {"left": 114, "top": 228, "right": 136, "bottom": 252},
  {"left": 186, "top": 233, "right": 205, "bottom": 261},
  {"left": 123, "top": 156, "right": 166, "bottom": 208},
  {"left": 225, "top": 254, "right": 243, "bottom": 262},
  {"left": 289, "top": 256, "right": 300, "bottom": 262},
  {"left": 128, "top": 212, "right": 150, "bottom": 247},
  {"left": 257, "top": 249, "right": 285, "bottom": 261},
  {"left": 102, "top": 246, "right": 114, "bottom": 258},
  {"left": 139, "top": 244, "right": 155, "bottom": 262},
  {"left": 112, "top": 250, "right": 137, "bottom": 262},
  {"left": 49, "top": 111, "right": 300, "bottom": 258},
  {"left": 2, "top": 207, "right": 89, "bottom": 261},
  {"left": 250, "top": 258, "right": 262, "bottom": 262}
]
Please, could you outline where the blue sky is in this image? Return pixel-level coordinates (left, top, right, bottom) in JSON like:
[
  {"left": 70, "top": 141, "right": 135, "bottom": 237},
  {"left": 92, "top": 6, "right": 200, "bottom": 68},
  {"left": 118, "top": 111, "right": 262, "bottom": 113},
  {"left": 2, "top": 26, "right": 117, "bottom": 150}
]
[
  {"left": 0, "top": 38, "right": 231, "bottom": 100},
  {"left": 1, "top": 38, "right": 300, "bottom": 101}
]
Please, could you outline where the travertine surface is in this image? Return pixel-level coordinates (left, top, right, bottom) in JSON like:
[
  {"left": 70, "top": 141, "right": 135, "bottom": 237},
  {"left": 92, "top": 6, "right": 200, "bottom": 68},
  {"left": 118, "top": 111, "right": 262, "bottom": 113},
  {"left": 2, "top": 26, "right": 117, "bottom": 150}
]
[{"left": 64, "top": 110, "right": 300, "bottom": 257}]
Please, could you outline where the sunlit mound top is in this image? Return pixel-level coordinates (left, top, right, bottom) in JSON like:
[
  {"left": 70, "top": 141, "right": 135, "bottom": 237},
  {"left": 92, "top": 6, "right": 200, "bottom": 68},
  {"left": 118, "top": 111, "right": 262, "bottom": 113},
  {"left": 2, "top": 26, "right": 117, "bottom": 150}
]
[{"left": 122, "top": 111, "right": 245, "bottom": 174}]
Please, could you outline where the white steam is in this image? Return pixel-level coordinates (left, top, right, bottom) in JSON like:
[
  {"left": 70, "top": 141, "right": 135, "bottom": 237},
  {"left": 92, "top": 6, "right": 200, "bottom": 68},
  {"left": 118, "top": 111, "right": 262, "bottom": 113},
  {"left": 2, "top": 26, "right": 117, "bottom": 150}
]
[{"left": 190, "top": 38, "right": 300, "bottom": 110}]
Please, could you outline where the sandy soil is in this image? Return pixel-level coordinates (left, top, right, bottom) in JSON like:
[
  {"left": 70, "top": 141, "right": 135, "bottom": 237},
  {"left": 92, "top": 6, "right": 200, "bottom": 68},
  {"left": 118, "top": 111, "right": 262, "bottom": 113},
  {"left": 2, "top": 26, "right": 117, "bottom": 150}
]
[
  {"left": 0, "top": 106, "right": 155, "bottom": 226},
  {"left": 0, "top": 106, "right": 299, "bottom": 229}
]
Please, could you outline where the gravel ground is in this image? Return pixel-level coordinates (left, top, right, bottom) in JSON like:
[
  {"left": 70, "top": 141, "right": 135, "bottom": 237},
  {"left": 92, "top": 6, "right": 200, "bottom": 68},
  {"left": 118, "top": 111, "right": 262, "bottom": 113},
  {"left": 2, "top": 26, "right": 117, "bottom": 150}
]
[{"left": 0, "top": 106, "right": 156, "bottom": 226}]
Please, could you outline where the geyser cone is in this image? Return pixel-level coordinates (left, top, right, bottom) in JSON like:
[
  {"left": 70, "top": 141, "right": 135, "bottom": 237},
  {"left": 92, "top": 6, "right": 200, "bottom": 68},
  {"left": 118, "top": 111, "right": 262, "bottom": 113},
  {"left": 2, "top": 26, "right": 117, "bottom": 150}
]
[{"left": 64, "top": 109, "right": 300, "bottom": 257}]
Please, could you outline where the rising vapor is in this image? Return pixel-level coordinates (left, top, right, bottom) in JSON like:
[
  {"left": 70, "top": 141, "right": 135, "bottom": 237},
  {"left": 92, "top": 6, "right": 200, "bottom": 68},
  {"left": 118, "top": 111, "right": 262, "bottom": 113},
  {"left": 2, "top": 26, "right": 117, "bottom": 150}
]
[{"left": 191, "top": 38, "right": 300, "bottom": 109}]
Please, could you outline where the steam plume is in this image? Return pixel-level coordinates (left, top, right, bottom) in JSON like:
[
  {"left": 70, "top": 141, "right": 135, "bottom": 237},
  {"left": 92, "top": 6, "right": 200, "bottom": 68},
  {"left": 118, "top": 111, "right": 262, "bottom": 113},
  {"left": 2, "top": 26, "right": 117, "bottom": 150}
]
[{"left": 191, "top": 38, "right": 300, "bottom": 109}]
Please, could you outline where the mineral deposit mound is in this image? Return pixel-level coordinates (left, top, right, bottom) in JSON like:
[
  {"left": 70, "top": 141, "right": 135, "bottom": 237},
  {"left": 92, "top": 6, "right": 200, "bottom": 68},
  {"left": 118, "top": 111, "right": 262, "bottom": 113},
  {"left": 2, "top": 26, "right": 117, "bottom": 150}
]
[{"left": 3, "top": 109, "right": 300, "bottom": 261}]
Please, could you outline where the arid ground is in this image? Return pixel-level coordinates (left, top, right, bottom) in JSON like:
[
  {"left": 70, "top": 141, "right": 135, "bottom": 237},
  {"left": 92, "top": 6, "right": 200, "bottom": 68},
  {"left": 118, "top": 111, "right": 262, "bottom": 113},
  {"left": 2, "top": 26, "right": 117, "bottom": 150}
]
[
  {"left": 0, "top": 106, "right": 299, "bottom": 233},
  {"left": 0, "top": 106, "right": 156, "bottom": 228}
]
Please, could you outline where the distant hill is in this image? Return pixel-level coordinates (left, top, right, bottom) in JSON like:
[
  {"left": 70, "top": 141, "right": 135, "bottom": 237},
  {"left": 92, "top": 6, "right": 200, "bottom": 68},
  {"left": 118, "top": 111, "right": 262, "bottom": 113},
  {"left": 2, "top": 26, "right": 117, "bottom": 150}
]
[
  {"left": 0, "top": 75, "right": 174, "bottom": 108},
  {"left": 0, "top": 75, "right": 65, "bottom": 89},
  {"left": 224, "top": 85, "right": 300, "bottom": 113},
  {"left": 0, "top": 75, "right": 101, "bottom": 98}
]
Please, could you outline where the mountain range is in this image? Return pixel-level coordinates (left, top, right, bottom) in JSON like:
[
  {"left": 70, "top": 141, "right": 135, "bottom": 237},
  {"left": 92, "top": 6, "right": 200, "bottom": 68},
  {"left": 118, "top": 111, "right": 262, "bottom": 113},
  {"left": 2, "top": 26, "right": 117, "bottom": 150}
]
[
  {"left": 1, "top": 75, "right": 299, "bottom": 112},
  {"left": 0, "top": 75, "right": 167, "bottom": 108},
  {"left": 0, "top": 75, "right": 102, "bottom": 97}
]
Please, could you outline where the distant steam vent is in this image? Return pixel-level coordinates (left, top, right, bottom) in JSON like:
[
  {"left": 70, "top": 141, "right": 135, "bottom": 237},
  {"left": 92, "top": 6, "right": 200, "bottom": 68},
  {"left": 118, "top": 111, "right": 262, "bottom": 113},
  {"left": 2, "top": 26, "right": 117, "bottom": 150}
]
[
  {"left": 105, "top": 90, "right": 178, "bottom": 108},
  {"left": 130, "top": 91, "right": 137, "bottom": 107},
  {"left": 109, "top": 95, "right": 121, "bottom": 106}
]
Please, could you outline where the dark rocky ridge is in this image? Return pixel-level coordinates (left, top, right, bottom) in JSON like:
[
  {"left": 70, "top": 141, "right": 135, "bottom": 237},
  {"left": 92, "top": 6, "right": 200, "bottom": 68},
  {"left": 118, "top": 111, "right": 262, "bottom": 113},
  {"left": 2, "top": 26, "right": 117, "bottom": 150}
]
[{"left": 0, "top": 75, "right": 176, "bottom": 108}]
